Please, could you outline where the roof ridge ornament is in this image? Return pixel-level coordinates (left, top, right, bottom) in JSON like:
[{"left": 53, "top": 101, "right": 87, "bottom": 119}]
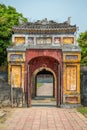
[
  {"left": 18, "top": 16, "right": 25, "bottom": 25},
  {"left": 67, "top": 17, "right": 71, "bottom": 25},
  {"left": 41, "top": 18, "right": 49, "bottom": 25}
]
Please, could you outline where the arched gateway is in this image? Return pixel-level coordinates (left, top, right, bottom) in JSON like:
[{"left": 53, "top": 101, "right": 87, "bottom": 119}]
[
  {"left": 7, "top": 18, "right": 81, "bottom": 107},
  {"left": 27, "top": 55, "right": 61, "bottom": 107}
]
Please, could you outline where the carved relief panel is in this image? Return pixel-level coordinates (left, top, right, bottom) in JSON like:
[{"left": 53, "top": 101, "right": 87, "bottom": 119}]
[
  {"left": 63, "top": 37, "right": 74, "bottom": 44},
  {"left": 12, "top": 65, "right": 21, "bottom": 88},
  {"left": 36, "top": 37, "right": 52, "bottom": 45},
  {"left": 14, "top": 37, "right": 25, "bottom": 44},
  {"left": 54, "top": 37, "right": 61, "bottom": 44},
  {"left": 28, "top": 37, "right": 34, "bottom": 44},
  {"left": 66, "top": 66, "right": 77, "bottom": 91}
]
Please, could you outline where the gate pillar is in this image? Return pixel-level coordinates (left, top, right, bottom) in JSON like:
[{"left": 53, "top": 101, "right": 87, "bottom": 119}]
[
  {"left": 27, "top": 64, "right": 31, "bottom": 107},
  {"left": 57, "top": 64, "right": 61, "bottom": 107}
]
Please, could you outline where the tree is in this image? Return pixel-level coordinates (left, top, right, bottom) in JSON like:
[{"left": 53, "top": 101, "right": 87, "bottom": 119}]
[
  {"left": 78, "top": 31, "right": 87, "bottom": 65},
  {"left": 0, "top": 4, "right": 27, "bottom": 66}
]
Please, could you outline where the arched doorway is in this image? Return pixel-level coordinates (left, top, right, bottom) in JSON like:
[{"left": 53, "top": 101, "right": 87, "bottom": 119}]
[
  {"left": 32, "top": 68, "right": 56, "bottom": 106},
  {"left": 36, "top": 69, "right": 54, "bottom": 97},
  {"left": 27, "top": 56, "right": 61, "bottom": 107}
]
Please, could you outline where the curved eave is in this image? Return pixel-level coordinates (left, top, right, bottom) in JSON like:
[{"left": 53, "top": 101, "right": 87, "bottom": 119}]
[{"left": 12, "top": 27, "right": 76, "bottom": 34}]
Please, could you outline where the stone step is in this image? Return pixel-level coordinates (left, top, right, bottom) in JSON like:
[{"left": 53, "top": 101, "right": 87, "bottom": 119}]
[{"left": 32, "top": 96, "right": 56, "bottom": 105}]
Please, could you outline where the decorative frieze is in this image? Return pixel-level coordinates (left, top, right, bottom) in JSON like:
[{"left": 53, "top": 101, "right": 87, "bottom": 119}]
[
  {"left": 66, "top": 97, "right": 78, "bottom": 103},
  {"left": 54, "top": 37, "right": 61, "bottom": 44},
  {"left": 7, "top": 52, "right": 25, "bottom": 62},
  {"left": 13, "top": 36, "right": 75, "bottom": 45},
  {"left": 10, "top": 54, "right": 23, "bottom": 61},
  {"left": 36, "top": 37, "right": 52, "bottom": 45},
  {"left": 66, "top": 55, "right": 78, "bottom": 60},
  {"left": 63, "top": 53, "right": 81, "bottom": 62},
  {"left": 14, "top": 37, "right": 25, "bottom": 44},
  {"left": 63, "top": 37, "right": 74, "bottom": 44},
  {"left": 28, "top": 37, "right": 34, "bottom": 44}
]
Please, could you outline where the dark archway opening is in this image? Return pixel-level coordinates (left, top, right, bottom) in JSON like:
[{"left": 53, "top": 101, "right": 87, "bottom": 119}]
[{"left": 32, "top": 69, "right": 56, "bottom": 106}]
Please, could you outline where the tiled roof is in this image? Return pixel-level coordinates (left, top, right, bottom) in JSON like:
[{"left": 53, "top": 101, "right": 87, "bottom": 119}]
[{"left": 13, "top": 18, "right": 76, "bottom": 34}]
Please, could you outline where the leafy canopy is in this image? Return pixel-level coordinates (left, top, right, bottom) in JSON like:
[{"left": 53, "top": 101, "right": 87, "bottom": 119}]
[
  {"left": 0, "top": 4, "right": 27, "bottom": 66},
  {"left": 78, "top": 31, "right": 87, "bottom": 65}
]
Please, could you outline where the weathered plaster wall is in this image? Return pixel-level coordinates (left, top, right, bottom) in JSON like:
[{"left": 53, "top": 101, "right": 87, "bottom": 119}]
[
  {"left": 7, "top": 49, "right": 81, "bottom": 106},
  {"left": 26, "top": 49, "right": 62, "bottom": 63},
  {"left": 8, "top": 52, "right": 25, "bottom": 92},
  {"left": 63, "top": 52, "right": 81, "bottom": 104},
  {"left": 25, "top": 49, "right": 63, "bottom": 104}
]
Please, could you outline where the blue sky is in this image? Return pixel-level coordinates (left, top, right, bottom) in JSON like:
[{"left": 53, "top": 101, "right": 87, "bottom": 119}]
[{"left": 0, "top": 0, "right": 87, "bottom": 36}]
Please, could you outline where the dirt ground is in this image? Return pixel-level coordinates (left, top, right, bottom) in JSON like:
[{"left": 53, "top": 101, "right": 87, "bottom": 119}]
[{"left": 0, "top": 107, "right": 15, "bottom": 129}]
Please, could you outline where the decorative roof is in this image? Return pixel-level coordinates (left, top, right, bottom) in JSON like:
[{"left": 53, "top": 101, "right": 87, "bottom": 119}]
[{"left": 13, "top": 18, "right": 76, "bottom": 34}]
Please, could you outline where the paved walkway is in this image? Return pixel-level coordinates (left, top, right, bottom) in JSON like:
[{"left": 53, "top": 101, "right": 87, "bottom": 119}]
[
  {"left": 37, "top": 83, "right": 53, "bottom": 96},
  {"left": 1, "top": 107, "right": 87, "bottom": 130},
  {"left": 32, "top": 83, "right": 55, "bottom": 106}
]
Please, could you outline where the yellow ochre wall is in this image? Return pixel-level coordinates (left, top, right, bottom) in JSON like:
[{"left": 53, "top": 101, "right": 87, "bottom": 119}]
[
  {"left": 8, "top": 52, "right": 25, "bottom": 91},
  {"left": 63, "top": 52, "right": 81, "bottom": 104}
]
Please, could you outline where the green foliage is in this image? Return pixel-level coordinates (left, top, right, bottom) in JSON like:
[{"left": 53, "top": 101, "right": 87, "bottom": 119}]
[
  {"left": 77, "top": 107, "right": 87, "bottom": 115},
  {"left": 37, "top": 83, "right": 43, "bottom": 88},
  {"left": 0, "top": 4, "right": 27, "bottom": 66},
  {"left": 78, "top": 31, "right": 87, "bottom": 65}
]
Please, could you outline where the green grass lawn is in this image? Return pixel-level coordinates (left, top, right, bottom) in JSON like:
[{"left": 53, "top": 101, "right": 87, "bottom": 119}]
[
  {"left": 77, "top": 107, "right": 87, "bottom": 115},
  {"left": 37, "top": 83, "right": 43, "bottom": 88}
]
